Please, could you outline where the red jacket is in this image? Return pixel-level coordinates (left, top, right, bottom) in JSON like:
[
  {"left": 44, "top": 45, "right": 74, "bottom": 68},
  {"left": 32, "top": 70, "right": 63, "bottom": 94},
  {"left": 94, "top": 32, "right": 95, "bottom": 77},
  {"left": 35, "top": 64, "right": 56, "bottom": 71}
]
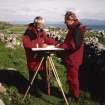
[
  {"left": 60, "top": 21, "right": 86, "bottom": 65},
  {"left": 22, "top": 23, "right": 56, "bottom": 71}
]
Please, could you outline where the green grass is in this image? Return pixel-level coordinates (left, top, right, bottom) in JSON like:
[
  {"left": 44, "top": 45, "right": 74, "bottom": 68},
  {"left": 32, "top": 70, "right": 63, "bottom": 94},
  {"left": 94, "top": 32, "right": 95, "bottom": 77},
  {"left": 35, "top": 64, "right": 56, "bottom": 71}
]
[
  {"left": 0, "top": 23, "right": 103, "bottom": 105},
  {"left": 0, "top": 42, "right": 28, "bottom": 77},
  {"left": 0, "top": 42, "right": 101, "bottom": 105},
  {"left": 5, "top": 25, "right": 27, "bottom": 34}
]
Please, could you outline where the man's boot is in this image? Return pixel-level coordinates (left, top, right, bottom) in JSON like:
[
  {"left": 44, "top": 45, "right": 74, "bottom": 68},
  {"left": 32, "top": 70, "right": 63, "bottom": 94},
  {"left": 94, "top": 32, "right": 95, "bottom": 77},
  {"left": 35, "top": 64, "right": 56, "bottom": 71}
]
[{"left": 33, "top": 83, "right": 42, "bottom": 97}]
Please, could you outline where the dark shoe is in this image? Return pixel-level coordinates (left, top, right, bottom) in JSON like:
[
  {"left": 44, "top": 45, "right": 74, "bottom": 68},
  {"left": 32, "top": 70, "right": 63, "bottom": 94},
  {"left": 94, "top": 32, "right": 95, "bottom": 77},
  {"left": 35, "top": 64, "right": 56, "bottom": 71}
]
[
  {"left": 34, "top": 90, "right": 42, "bottom": 97},
  {"left": 73, "top": 96, "right": 80, "bottom": 103},
  {"left": 31, "top": 87, "right": 42, "bottom": 97},
  {"left": 55, "top": 87, "right": 64, "bottom": 98},
  {"left": 59, "top": 93, "right": 71, "bottom": 105},
  {"left": 34, "top": 85, "right": 42, "bottom": 97},
  {"left": 38, "top": 79, "right": 48, "bottom": 94},
  {"left": 66, "top": 92, "right": 80, "bottom": 102},
  {"left": 30, "top": 84, "right": 42, "bottom": 97}
]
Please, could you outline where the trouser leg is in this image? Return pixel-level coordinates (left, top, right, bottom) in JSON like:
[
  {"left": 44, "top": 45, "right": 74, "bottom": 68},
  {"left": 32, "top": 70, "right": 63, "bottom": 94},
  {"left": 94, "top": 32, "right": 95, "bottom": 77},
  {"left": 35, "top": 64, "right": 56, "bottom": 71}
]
[
  {"left": 38, "top": 71, "right": 48, "bottom": 92},
  {"left": 66, "top": 64, "right": 80, "bottom": 98},
  {"left": 28, "top": 70, "right": 41, "bottom": 97}
]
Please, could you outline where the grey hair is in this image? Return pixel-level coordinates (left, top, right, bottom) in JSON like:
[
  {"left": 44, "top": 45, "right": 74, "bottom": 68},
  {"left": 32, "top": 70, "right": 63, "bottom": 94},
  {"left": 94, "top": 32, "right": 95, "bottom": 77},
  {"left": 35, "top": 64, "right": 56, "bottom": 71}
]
[
  {"left": 34, "top": 16, "right": 44, "bottom": 24},
  {"left": 65, "top": 11, "right": 77, "bottom": 20}
]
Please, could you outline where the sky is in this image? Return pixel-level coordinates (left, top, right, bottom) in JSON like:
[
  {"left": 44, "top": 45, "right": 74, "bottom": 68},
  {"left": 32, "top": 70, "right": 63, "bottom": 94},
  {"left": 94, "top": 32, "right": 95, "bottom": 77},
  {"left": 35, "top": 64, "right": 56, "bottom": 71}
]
[{"left": 0, "top": 0, "right": 105, "bottom": 24}]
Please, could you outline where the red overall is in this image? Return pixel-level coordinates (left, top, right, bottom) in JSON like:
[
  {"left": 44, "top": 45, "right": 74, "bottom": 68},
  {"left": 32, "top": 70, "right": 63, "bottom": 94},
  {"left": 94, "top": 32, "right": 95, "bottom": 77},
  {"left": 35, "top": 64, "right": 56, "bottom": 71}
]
[
  {"left": 60, "top": 21, "right": 86, "bottom": 98},
  {"left": 22, "top": 23, "right": 56, "bottom": 72}
]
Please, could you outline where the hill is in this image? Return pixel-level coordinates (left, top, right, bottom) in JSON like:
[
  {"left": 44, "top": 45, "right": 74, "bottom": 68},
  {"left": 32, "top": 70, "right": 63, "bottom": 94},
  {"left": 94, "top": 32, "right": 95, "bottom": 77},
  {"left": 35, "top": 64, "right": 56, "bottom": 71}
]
[
  {"left": 46, "top": 19, "right": 105, "bottom": 30},
  {"left": 81, "top": 19, "right": 105, "bottom": 26},
  {"left": 0, "top": 20, "right": 105, "bottom": 105},
  {"left": 0, "top": 21, "right": 13, "bottom": 30}
]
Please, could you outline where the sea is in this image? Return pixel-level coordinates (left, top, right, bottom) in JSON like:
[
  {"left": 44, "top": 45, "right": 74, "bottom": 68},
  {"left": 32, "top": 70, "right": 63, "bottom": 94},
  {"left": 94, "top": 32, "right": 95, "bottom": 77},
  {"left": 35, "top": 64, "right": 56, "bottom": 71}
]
[{"left": 87, "top": 25, "right": 105, "bottom": 31}]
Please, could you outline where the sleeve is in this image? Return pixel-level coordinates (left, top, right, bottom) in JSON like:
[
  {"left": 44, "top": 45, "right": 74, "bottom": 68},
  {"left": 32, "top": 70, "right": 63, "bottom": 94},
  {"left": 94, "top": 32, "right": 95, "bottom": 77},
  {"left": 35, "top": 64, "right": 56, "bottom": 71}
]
[
  {"left": 22, "top": 24, "right": 37, "bottom": 48},
  {"left": 72, "top": 25, "right": 86, "bottom": 50},
  {"left": 59, "top": 43, "right": 68, "bottom": 49},
  {"left": 45, "top": 37, "right": 57, "bottom": 45},
  {"left": 22, "top": 35, "right": 32, "bottom": 48}
]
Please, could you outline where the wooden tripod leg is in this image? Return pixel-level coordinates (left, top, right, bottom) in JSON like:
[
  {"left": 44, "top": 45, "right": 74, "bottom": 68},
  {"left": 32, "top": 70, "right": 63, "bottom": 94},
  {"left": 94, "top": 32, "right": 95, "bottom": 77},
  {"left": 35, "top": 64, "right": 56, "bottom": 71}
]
[
  {"left": 23, "top": 57, "right": 44, "bottom": 101},
  {"left": 46, "top": 58, "right": 51, "bottom": 96},
  {"left": 48, "top": 56, "right": 69, "bottom": 105}
]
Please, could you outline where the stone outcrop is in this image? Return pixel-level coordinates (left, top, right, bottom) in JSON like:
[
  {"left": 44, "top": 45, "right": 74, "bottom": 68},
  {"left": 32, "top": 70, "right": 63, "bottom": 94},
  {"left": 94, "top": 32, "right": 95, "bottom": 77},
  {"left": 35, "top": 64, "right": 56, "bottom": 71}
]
[
  {"left": 0, "top": 83, "right": 6, "bottom": 93},
  {"left": 0, "top": 33, "right": 22, "bottom": 48},
  {"left": 0, "top": 99, "right": 5, "bottom": 105}
]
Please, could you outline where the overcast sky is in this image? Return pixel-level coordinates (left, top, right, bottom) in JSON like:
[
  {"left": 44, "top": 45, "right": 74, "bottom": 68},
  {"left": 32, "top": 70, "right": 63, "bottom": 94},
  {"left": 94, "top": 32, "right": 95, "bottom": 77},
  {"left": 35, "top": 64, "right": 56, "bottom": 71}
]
[{"left": 0, "top": 0, "right": 105, "bottom": 23}]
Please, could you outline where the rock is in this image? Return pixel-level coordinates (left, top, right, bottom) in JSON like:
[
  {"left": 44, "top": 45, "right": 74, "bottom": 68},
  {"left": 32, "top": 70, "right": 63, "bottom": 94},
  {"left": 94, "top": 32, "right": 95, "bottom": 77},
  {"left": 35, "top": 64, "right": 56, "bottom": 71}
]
[
  {"left": 96, "top": 43, "right": 105, "bottom": 50},
  {"left": 0, "top": 83, "right": 6, "bottom": 93},
  {"left": 5, "top": 42, "right": 14, "bottom": 49},
  {"left": 0, "top": 99, "right": 5, "bottom": 105},
  {"left": 0, "top": 33, "right": 5, "bottom": 42}
]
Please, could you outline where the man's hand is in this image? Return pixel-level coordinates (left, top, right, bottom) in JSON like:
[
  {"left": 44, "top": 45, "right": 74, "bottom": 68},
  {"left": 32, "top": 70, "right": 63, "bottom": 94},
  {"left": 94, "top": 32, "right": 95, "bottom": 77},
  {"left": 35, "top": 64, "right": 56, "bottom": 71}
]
[
  {"left": 42, "top": 43, "right": 48, "bottom": 48},
  {"left": 55, "top": 44, "right": 60, "bottom": 48}
]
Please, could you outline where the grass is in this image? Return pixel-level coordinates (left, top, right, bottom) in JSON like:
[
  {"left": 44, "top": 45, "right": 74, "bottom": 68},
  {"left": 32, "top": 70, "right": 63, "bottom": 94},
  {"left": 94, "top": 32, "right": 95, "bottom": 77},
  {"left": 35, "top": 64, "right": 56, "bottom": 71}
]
[
  {"left": 4, "top": 25, "right": 27, "bottom": 34},
  {"left": 0, "top": 23, "right": 103, "bottom": 105},
  {"left": 0, "top": 42, "right": 101, "bottom": 105},
  {"left": 0, "top": 42, "right": 28, "bottom": 76}
]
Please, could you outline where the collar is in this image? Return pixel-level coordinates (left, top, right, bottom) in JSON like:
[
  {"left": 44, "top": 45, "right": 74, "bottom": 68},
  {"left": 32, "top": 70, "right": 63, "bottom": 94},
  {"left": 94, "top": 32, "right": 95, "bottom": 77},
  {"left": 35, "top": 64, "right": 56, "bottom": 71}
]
[{"left": 67, "top": 20, "right": 81, "bottom": 30}]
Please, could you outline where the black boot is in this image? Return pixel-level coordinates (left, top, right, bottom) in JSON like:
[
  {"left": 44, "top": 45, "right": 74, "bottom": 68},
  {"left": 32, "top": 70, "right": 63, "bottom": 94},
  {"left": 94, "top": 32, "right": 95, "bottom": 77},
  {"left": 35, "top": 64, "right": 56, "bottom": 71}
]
[
  {"left": 66, "top": 90, "right": 80, "bottom": 103},
  {"left": 33, "top": 84, "right": 42, "bottom": 97}
]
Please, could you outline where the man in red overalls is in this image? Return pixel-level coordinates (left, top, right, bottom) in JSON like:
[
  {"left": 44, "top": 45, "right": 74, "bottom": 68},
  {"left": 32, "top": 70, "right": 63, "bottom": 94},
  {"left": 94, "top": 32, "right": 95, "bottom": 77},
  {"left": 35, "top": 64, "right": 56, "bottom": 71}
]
[
  {"left": 22, "top": 16, "right": 56, "bottom": 96},
  {"left": 59, "top": 11, "right": 86, "bottom": 101}
]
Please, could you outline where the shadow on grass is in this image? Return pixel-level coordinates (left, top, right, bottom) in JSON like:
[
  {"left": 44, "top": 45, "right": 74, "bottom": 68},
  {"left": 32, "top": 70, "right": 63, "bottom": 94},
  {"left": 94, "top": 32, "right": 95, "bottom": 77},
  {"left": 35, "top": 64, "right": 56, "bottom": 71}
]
[
  {"left": 0, "top": 69, "right": 61, "bottom": 105},
  {"left": 36, "top": 78, "right": 64, "bottom": 99},
  {"left": 50, "top": 86, "right": 64, "bottom": 99},
  {"left": 80, "top": 65, "right": 105, "bottom": 101},
  {"left": 0, "top": 69, "right": 28, "bottom": 94},
  {"left": 79, "top": 49, "right": 105, "bottom": 102}
]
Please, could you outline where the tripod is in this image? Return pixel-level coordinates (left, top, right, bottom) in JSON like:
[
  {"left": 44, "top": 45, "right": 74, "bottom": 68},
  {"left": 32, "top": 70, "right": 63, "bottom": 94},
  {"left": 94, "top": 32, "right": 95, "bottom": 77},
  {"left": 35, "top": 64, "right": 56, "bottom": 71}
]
[{"left": 23, "top": 53, "right": 69, "bottom": 105}]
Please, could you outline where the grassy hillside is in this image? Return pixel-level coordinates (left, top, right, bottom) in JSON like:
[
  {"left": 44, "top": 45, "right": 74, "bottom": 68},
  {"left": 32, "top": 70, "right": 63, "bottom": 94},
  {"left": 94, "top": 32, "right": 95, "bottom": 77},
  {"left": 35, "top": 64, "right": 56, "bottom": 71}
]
[
  {"left": 0, "top": 21, "right": 27, "bottom": 35},
  {"left": 0, "top": 21, "right": 13, "bottom": 31},
  {"left": 0, "top": 42, "right": 100, "bottom": 105},
  {"left": 0, "top": 22, "right": 103, "bottom": 105}
]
